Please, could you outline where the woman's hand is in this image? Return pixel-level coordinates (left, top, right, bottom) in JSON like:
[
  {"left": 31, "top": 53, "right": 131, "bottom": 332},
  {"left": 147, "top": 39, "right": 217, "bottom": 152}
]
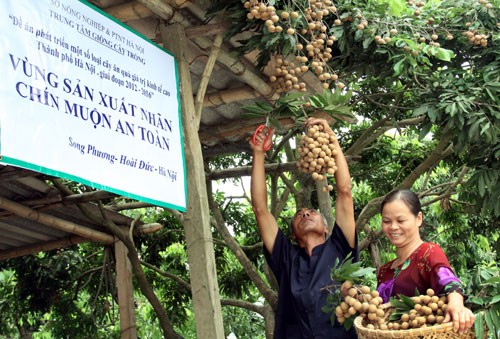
[{"left": 444, "top": 292, "right": 475, "bottom": 334}]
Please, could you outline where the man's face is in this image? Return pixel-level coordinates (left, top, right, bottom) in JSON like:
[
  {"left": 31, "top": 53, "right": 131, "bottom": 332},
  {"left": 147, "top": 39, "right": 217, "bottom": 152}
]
[{"left": 291, "top": 208, "right": 328, "bottom": 241}]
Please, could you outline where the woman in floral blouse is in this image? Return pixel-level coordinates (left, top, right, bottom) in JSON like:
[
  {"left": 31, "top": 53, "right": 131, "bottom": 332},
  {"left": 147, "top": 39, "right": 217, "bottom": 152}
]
[{"left": 376, "top": 189, "right": 475, "bottom": 334}]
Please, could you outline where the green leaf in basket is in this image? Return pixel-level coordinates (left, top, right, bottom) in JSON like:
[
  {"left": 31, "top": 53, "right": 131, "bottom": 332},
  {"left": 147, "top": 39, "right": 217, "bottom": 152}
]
[
  {"left": 474, "top": 311, "right": 484, "bottom": 339},
  {"left": 398, "top": 294, "right": 416, "bottom": 309},
  {"left": 350, "top": 267, "right": 377, "bottom": 278},
  {"left": 343, "top": 317, "right": 354, "bottom": 331},
  {"left": 387, "top": 311, "right": 401, "bottom": 322},
  {"left": 390, "top": 296, "right": 412, "bottom": 312}
]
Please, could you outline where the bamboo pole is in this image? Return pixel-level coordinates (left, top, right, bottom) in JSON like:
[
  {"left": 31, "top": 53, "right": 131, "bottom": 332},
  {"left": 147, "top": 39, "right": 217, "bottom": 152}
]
[
  {"left": 0, "top": 196, "right": 114, "bottom": 243},
  {"left": 61, "top": 190, "right": 118, "bottom": 204},
  {"left": 198, "top": 110, "right": 342, "bottom": 148},
  {"left": 0, "top": 235, "right": 95, "bottom": 260},
  {"left": 195, "top": 34, "right": 223, "bottom": 124},
  {"left": 0, "top": 222, "right": 51, "bottom": 242},
  {"left": 136, "top": 0, "right": 189, "bottom": 25},
  {"left": 198, "top": 116, "right": 297, "bottom": 146},
  {"left": 135, "top": 222, "right": 163, "bottom": 235},
  {"left": 105, "top": 1, "right": 153, "bottom": 22},
  {"left": 207, "top": 162, "right": 298, "bottom": 181},
  {"left": 0, "top": 166, "right": 40, "bottom": 182},
  {"left": 105, "top": 1, "right": 225, "bottom": 36}
]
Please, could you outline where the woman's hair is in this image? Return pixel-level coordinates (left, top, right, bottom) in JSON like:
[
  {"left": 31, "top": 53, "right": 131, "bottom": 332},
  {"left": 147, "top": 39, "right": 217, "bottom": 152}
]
[{"left": 380, "top": 189, "right": 421, "bottom": 217}]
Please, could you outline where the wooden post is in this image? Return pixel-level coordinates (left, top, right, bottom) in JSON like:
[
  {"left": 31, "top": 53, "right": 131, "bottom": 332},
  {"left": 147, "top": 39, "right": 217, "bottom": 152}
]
[
  {"left": 115, "top": 232, "right": 137, "bottom": 339},
  {"left": 161, "top": 24, "right": 225, "bottom": 338}
]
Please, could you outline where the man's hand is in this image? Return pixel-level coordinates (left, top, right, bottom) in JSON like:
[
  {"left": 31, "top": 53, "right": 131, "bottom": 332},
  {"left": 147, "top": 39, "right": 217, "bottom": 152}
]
[
  {"left": 304, "top": 117, "right": 337, "bottom": 140},
  {"left": 249, "top": 127, "right": 275, "bottom": 153}
]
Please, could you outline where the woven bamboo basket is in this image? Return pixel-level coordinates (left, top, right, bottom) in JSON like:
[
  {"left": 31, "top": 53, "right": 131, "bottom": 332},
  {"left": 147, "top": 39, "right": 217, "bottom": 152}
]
[{"left": 354, "top": 316, "right": 476, "bottom": 339}]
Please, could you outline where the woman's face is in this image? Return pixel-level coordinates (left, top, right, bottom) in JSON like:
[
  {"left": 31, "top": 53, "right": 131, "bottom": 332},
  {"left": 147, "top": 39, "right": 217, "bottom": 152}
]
[{"left": 381, "top": 199, "right": 422, "bottom": 247}]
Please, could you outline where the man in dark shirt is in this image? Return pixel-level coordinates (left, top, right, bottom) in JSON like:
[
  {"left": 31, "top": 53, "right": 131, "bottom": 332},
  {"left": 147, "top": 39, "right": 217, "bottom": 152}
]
[{"left": 250, "top": 117, "right": 358, "bottom": 338}]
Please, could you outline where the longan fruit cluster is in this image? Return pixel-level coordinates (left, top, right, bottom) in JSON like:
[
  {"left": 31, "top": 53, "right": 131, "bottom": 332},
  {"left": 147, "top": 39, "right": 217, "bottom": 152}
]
[
  {"left": 383, "top": 289, "right": 449, "bottom": 330},
  {"left": 296, "top": 123, "right": 338, "bottom": 191},
  {"left": 463, "top": 31, "right": 489, "bottom": 47},
  {"left": 334, "top": 281, "right": 387, "bottom": 327},
  {"left": 375, "top": 35, "right": 392, "bottom": 45},
  {"left": 244, "top": 0, "right": 277, "bottom": 21},
  {"left": 296, "top": 0, "right": 338, "bottom": 89},
  {"left": 269, "top": 56, "right": 308, "bottom": 93},
  {"left": 244, "top": 0, "right": 341, "bottom": 92}
]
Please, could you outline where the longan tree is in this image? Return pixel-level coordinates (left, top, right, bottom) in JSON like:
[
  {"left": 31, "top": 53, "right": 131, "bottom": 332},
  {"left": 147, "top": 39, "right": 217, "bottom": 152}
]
[{"left": 207, "top": 0, "right": 499, "bottom": 211}]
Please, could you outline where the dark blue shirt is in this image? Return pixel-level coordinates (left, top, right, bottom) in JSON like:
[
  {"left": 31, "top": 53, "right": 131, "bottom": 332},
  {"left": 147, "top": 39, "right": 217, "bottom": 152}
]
[{"left": 264, "top": 223, "right": 358, "bottom": 339}]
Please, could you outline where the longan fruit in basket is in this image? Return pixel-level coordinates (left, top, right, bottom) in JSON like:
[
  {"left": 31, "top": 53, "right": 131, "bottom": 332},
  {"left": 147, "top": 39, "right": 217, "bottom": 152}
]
[
  {"left": 335, "top": 285, "right": 457, "bottom": 332},
  {"left": 358, "top": 288, "right": 452, "bottom": 331}
]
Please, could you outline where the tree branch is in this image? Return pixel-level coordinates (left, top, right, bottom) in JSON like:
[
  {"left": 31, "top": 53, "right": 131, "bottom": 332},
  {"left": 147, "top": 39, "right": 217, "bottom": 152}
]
[
  {"left": 346, "top": 116, "right": 426, "bottom": 157},
  {"left": 220, "top": 298, "right": 266, "bottom": 315},
  {"left": 140, "top": 260, "right": 191, "bottom": 293},
  {"left": 207, "top": 182, "right": 278, "bottom": 307}
]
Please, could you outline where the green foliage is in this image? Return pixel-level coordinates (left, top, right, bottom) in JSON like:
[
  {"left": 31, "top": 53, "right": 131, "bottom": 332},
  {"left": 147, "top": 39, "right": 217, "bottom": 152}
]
[
  {"left": 0, "top": 269, "right": 20, "bottom": 337},
  {"left": 242, "top": 89, "right": 354, "bottom": 128},
  {"left": 0, "top": 246, "right": 124, "bottom": 338},
  {"left": 44, "top": 298, "right": 105, "bottom": 339},
  {"left": 466, "top": 264, "right": 500, "bottom": 339},
  {"left": 352, "top": 181, "right": 376, "bottom": 208},
  {"left": 330, "top": 253, "right": 376, "bottom": 284},
  {"left": 137, "top": 221, "right": 192, "bottom": 327},
  {"left": 222, "top": 304, "right": 266, "bottom": 339}
]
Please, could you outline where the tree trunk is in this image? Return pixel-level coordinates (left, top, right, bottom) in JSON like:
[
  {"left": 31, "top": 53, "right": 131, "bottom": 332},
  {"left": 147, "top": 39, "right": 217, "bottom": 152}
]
[{"left": 263, "top": 303, "right": 276, "bottom": 339}]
